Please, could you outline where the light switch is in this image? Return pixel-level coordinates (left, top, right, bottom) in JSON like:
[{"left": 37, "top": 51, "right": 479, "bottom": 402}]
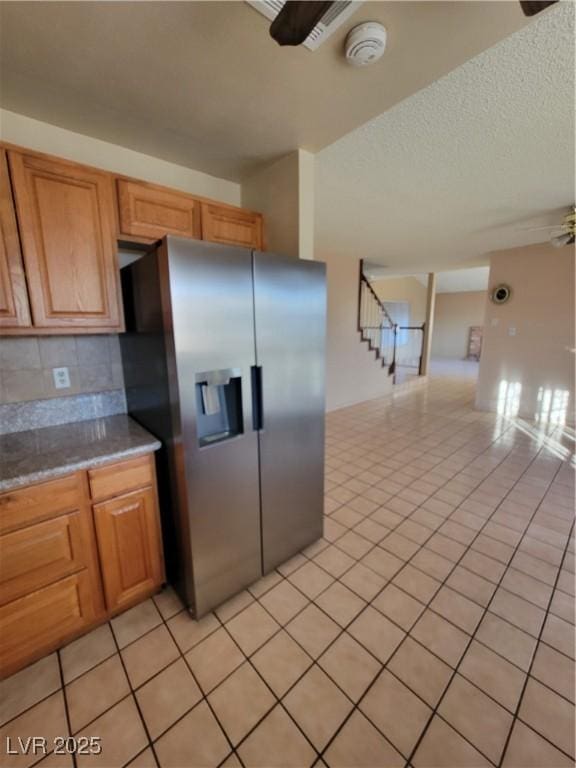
[
  {"left": 53, "top": 367, "right": 71, "bottom": 389},
  {"left": 491, "top": 318, "right": 499, "bottom": 327},
  {"left": 508, "top": 327, "right": 516, "bottom": 336}
]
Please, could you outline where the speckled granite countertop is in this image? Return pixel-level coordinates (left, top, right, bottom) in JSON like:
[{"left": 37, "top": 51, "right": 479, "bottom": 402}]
[{"left": 0, "top": 415, "right": 161, "bottom": 492}]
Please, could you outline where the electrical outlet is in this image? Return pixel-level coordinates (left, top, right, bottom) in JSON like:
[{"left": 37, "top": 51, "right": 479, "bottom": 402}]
[
  {"left": 508, "top": 327, "right": 517, "bottom": 337},
  {"left": 53, "top": 367, "right": 71, "bottom": 389}
]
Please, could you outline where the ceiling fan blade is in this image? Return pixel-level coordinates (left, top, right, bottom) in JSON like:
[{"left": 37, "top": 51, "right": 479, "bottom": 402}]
[
  {"left": 518, "top": 224, "right": 564, "bottom": 231},
  {"left": 270, "top": 1, "right": 334, "bottom": 46},
  {"left": 519, "top": 1, "right": 558, "bottom": 16}
]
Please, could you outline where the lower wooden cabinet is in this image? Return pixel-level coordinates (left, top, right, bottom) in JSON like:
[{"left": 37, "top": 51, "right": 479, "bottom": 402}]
[
  {"left": 94, "top": 487, "right": 164, "bottom": 613},
  {"left": 0, "top": 510, "right": 89, "bottom": 606},
  {"left": 0, "top": 571, "right": 99, "bottom": 677},
  {"left": 0, "top": 451, "right": 164, "bottom": 678}
]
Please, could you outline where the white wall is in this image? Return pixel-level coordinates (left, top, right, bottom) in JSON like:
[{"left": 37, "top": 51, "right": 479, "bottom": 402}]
[
  {"left": 246, "top": 155, "right": 390, "bottom": 410},
  {"left": 241, "top": 149, "right": 315, "bottom": 260},
  {"left": 298, "top": 150, "right": 315, "bottom": 261},
  {"left": 432, "top": 291, "right": 487, "bottom": 359},
  {"left": 370, "top": 276, "right": 428, "bottom": 325},
  {"left": 242, "top": 153, "right": 299, "bottom": 258},
  {"left": 476, "top": 243, "right": 575, "bottom": 424},
  {"left": 0, "top": 109, "right": 240, "bottom": 205},
  {"left": 244, "top": 152, "right": 388, "bottom": 409}
]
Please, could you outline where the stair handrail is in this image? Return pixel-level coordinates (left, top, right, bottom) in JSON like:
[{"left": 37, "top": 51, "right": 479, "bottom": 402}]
[
  {"left": 357, "top": 259, "right": 396, "bottom": 376},
  {"left": 359, "top": 262, "right": 395, "bottom": 328},
  {"left": 357, "top": 261, "right": 427, "bottom": 381}
]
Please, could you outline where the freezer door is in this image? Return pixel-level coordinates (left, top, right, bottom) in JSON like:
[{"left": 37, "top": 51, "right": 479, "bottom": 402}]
[
  {"left": 253, "top": 252, "right": 326, "bottom": 572},
  {"left": 166, "top": 237, "right": 262, "bottom": 616}
]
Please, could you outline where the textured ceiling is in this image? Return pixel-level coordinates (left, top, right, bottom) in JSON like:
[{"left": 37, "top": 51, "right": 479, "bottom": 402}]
[
  {"left": 0, "top": 1, "right": 528, "bottom": 180},
  {"left": 315, "top": 2, "right": 575, "bottom": 272}
]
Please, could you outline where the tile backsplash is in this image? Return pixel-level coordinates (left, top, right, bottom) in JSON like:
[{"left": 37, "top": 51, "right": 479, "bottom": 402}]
[{"left": 0, "top": 335, "right": 124, "bottom": 404}]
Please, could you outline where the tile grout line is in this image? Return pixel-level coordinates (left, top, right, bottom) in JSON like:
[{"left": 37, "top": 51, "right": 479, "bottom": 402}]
[
  {"left": 3, "top": 377, "right": 572, "bottom": 768},
  {"left": 327, "top": 454, "right": 572, "bottom": 575},
  {"left": 402, "top": 454, "right": 570, "bottom": 767},
  {"left": 158, "top": 610, "right": 248, "bottom": 768},
  {"left": 58, "top": 648, "right": 79, "bottom": 768},
  {"left": 324, "top": 437, "right": 574, "bottom": 589},
  {"left": 108, "top": 615, "right": 162, "bottom": 768},
  {"left": 200, "top": 418, "right": 499, "bottom": 763},
  {"left": 497, "top": 517, "right": 576, "bottom": 767},
  {"left": 324, "top": 470, "right": 574, "bottom": 645},
  {"left": 314, "top": 448, "right": 549, "bottom": 764},
  {"left": 243, "top": 411, "right": 574, "bottom": 761},
  {"left": 3, "top": 541, "right": 566, "bottom": 765},
  {"left": 45, "top": 482, "right": 569, "bottom": 768},
  {"left": 290, "top": 412, "right": 558, "bottom": 763}
]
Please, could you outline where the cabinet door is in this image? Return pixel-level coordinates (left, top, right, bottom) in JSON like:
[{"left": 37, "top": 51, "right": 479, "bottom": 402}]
[
  {"left": 93, "top": 487, "right": 164, "bottom": 613},
  {"left": 0, "top": 149, "right": 31, "bottom": 328},
  {"left": 8, "top": 150, "right": 122, "bottom": 331},
  {"left": 117, "top": 178, "right": 201, "bottom": 242},
  {"left": 201, "top": 202, "right": 263, "bottom": 249}
]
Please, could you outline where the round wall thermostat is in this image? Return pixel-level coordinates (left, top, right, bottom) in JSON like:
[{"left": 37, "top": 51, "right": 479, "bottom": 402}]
[
  {"left": 490, "top": 284, "right": 512, "bottom": 304},
  {"left": 345, "top": 22, "right": 387, "bottom": 66}
]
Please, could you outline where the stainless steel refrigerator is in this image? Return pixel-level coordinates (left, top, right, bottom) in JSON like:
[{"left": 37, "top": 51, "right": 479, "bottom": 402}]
[{"left": 120, "top": 236, "right": 326, "bottom": 617}]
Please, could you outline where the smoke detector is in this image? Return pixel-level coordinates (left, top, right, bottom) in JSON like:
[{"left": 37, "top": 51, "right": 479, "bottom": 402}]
[{"left": 345, "top": 22, "right": 387, "bottom": 66}]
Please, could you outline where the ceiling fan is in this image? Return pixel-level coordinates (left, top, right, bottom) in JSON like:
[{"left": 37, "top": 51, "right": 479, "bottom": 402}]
[
  {"left": 518, "top": 207, "right": 576, "bottom": 248},
  {"left": 269, "top": 0, "right": 559, "bottom": 47}
]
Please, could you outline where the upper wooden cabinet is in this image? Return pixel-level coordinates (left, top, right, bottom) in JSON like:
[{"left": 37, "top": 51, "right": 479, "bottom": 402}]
[
  {"left": 201, "top": 202, "right": 264, "bottom": 250},
  {"left": 8, "top": 150, "right": 123, "bottom": 332},
  {"left": 117, "top": 178, "right": 201, "bottom": 242},
  {"left": 0, "top": 143, "right": 265, "bottom": 334},
  {"left": 0, "top": 149, "right": 31, "bottom": 328},
  {"left": 117, "top": 178, "right": 263, "bottom": 250}
]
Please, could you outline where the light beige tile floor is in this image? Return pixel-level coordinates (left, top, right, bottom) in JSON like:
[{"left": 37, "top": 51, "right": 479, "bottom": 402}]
[{"left": 1, "top": 372, "right": 574, "bottom": 767}]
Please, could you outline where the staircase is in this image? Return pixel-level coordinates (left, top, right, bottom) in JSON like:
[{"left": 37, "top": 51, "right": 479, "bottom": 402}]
[
  {"left": 358, "top": 260, "right": 426, "bottom": 381},
  {"left": 357, "top": 261, "right": 396, "bottom": 376}
]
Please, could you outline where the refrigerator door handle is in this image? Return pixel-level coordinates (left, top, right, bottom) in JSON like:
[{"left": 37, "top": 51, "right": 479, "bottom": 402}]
[{"left": 251, "top": 365, "right": 264, "bottom": 431}]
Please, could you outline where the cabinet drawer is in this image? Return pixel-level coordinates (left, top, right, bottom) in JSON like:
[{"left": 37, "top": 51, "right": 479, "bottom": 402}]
[
  {"left": 0, "top": 474, "right": 82, "bottom": 535},
  {"left": 0, "top": 570, "right": 96, "bottom": 678},
  {"left": 117, "top": 179, "right": 201, "bottom": 241},
  {"left": 88, "top": 454, "right": 154, "bottom": 502},
  {"left": 0, "top": 511, "right": 87, "bottom": 606}
]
